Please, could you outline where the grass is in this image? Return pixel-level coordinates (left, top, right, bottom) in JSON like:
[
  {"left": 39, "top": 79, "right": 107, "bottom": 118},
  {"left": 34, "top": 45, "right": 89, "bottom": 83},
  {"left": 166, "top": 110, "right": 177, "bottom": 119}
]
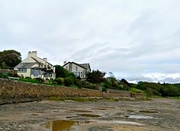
[
  {"left": 166, "top": 97, "right": 180, "bottom": 100},
  {"left": 47, "top": 97, "right": 101, "bottom": 102},
  {"left": 70, "top": 84, "right": 79, "bottom": 89},
  {"left": 129, "top": 88, "right": 143, "bottom": 94},
  {"left": 47, "top": 97, "right": 151, "bottom": 102},
  {"left": 18, "top": 78, "right": 42, "bottom": 84}
]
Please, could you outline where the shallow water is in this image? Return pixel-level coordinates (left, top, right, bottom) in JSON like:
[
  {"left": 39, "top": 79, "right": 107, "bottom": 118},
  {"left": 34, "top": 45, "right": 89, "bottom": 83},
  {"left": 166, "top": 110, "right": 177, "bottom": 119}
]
[
  {"left": 128, "top": 115, "right": 153, "bottom": 119},
  {"left": 45, "top": 120, "right": 79, "bottom": 131},
  {"left": 44, "top": 119, "right": 144, "bottom": 131}
]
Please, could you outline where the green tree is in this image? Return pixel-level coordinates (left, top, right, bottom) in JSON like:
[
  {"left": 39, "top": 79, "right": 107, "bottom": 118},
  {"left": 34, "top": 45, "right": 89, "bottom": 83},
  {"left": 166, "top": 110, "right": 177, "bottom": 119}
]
[
  {"left": 55, "top": 65, "right": 68, "bottom": 78},
  {"left": 104, "top": 77, "right": 119, "bottom": 89},
  {"left": 0, "top": 50, "right": 21, "bottom": 68},
  {"left": 87, "top": 70, "right": 106, "bottom": 83},
  {"left": 119, "top": 79, "right": 131, "bottom": 90}
]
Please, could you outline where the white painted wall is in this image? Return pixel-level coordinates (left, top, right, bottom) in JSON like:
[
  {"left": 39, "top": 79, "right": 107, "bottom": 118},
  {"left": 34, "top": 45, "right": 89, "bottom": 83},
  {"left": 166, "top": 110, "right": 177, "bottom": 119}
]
[
  {"left": 17, "top": 68, "right": 31, "bottom": 78},
  {"left": 63, "top": 63, "right": 87, "bottom": 78}
]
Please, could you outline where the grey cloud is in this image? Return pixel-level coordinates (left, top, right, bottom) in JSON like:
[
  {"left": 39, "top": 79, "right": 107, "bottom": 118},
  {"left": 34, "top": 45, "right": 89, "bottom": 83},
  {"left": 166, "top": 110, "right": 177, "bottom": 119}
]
[
  {"left": 1, "top": 0, "right": 180, "bottom": 83},
  {"left": 159, "top": 77, "right": 180, "bottom": 84},
  {"left": 123, "top": 74, "right": 155, "bottom": 83}
]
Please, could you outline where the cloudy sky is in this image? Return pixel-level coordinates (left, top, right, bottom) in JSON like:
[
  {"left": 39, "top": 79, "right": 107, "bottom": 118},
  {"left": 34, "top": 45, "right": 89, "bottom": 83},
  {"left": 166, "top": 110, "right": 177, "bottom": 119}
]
[{"left": 1, "top": 0, "right": 180, "bottom": 83}]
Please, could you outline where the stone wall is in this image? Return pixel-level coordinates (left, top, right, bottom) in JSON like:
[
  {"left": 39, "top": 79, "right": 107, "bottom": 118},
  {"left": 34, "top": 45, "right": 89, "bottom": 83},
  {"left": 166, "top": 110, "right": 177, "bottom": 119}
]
[
  {"left": 0, "top": 79, "right": 139, "bottom": 104},
  {"left": 0, "top": 69, "right": 16, "bottom": 74}
]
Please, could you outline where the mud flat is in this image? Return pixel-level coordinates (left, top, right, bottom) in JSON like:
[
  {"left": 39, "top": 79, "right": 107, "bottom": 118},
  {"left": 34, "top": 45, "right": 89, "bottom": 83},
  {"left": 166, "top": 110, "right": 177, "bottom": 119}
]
[{"left": 0, "top": 98, "right": 179, "bottom": 131}]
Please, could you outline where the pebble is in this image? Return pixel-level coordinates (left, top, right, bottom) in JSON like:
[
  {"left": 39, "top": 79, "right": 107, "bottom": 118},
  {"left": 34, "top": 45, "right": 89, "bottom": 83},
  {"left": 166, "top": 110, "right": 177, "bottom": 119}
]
[{"left": 0, "top": 122, "right": 30, "bottom": 131}]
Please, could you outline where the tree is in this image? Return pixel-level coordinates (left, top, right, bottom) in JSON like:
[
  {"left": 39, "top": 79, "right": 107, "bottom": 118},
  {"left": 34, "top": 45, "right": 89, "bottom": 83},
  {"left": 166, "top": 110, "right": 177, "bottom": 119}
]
[
  {"left": 0, "top": 50, "right": 21, "bottom": 68},
  {"left": 87, "top": 70, "right": 106, "bottom": 83},
  {"left": 55, "top": 65, "right": 68, "bottom": 78},
  {"left": 119, "top": 79, "right": 131, "bottom": 90}
]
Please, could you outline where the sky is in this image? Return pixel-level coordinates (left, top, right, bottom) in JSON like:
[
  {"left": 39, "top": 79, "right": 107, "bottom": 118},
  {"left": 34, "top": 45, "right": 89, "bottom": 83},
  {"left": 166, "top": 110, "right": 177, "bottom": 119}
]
[{"left": 0, "top": 0, "right": 180, "bottom": 83}]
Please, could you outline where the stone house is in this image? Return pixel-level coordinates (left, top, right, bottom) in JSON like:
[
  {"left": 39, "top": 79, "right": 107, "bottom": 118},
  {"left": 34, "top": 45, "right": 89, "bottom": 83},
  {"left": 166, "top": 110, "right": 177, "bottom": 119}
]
[
  {"left": 62, "top": 61, "right": 91, "bottom": 79},
  {"left": 14, "top": 51, "right": 56, "bottom": 79}
]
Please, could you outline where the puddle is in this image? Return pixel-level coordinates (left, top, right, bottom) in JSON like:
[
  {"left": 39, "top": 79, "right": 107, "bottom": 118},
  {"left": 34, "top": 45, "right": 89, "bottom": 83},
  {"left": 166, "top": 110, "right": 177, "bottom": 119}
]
[
  {"left": 91, "top": 108, "right": 107, "bottom": 110},
  {"left": 70, "top": 109, "right": 93, "bottom": 112},
  {"left": 43, "top": 120, "right": 91, "bottom": 131},
  {"left": 111, "top": 120, "right": 144, "bottom": 125},
  {"left": 44, "top": 120, "right": 79, "bottom": 131},
  {"left": 52, "top": 110, "right": 59, "bottom": 112},
  {"left": 128, "top": 115, "right": 153, "bottom": 119},
  {"left": 31, "top": 113, "right": 40, "bottom": 116},
  {"left": 43, "top": 119, "right": 144, "bottom": 131},
  {"left": 77, "top": 114, "right": 101, "bottom": 117},
  {"left": 139, "top": 110, "right": 158, "bottom": 113},
  {"left": 66, "top": 116, "right": 77, "bottom": 119}
]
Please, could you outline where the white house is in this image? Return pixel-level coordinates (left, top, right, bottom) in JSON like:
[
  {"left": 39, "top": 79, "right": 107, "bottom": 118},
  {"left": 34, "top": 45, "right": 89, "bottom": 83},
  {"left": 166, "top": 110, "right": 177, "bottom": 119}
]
[
  {"left": 62, "top": 61, "right": 91, "bottom": 79},
  {"left": 14, "top": 51, "right": 56, "bottom": 79}
]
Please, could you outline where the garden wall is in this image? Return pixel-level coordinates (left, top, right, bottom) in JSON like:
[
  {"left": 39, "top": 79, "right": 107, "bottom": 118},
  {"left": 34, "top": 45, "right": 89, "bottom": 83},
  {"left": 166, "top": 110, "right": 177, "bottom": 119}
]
[
  {"left": 0, "top": 69, "right": 16, "bottom": 74},
  {"left": 0, "top": 79, "right": 138, "bottom": 105}
]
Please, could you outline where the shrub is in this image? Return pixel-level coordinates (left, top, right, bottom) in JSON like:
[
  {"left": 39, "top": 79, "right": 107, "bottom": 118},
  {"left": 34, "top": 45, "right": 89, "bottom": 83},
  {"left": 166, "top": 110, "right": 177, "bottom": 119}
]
[
  {"left": 104, "top": 80, "right": 112, "bottom": 89},
  {"left": 44, "top": 79, "right": 57, "bottom": 85},
  {"left": 35, "top": 78, "right": 44, "bottom": 83},
  {"left": 67, "top": 72, "right": 76, "bottom": 79},
  {"left": 86, "top": 83, "right": 99, "bottom": 90},
  {"left": 55, "top": 77, "right": 64, "bottom": 85},
  {"left": 74, "top": 79, "right": 82, "bottom": 88},
  {"left": 64, "top": 77, "right": 73, "bottom": 86},
  {"left": 130, "top": 88, "right": 143, "bottom": 94},
  {"left": 0, "top": 72, "right": 8, "bottom": 78},
  {"left": 101, "top": 87, "right": 107, "bottom": 92},
  {"left": 112, "top": 81, "right": 119, "bottom": 88},
  {"left": 19, "top": 77, "right": 40, "bottom": 83}
]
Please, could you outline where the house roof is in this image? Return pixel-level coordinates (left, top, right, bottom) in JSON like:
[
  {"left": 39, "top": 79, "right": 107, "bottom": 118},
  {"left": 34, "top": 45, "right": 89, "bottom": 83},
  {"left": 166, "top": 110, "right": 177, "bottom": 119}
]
[
  {"left": 31, "top": 57, "right": 53, "bottom": 67},
  {"left": 37, "top": 57, "right": 54, "bottom": 66},
  {"left": 63, "top": 62, "right": 91, "bottom": 70},
  {"left": 79, "top": 63, "right": 91, "bottom": 71},
  {"left": 14, "top": 63, "right": 35, "bottom": 69}
]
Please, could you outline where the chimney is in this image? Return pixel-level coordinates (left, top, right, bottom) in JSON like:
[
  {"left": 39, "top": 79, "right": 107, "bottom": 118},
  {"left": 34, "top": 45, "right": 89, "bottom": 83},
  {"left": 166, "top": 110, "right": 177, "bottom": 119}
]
[
  {"left": 28, "top": 51, "right": 37, "bottom": 57},
  {"left": 43, "top": 58, "right": 47, "bottom": 61},
  {"left": 64, "top": 61, "right": 66, "bottom": 65}
]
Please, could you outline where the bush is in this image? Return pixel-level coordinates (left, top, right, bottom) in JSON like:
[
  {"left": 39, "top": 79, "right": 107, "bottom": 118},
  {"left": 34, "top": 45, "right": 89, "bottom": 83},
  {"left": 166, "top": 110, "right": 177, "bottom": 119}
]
[
  {"left": 80, "top": 80, "right": 89, "bottom": 88},
  {"left": 35, "top": 78, "right": 44, "bottom": 83},
  {"left": 104, "top": 80, "right": 112, "bottom": 89},
  {"left": 0, "top": 72, "right": 9, "bottom": 78},
  {"left": 74, "top": 79, "right": 82, "bottom": 88},
  {"left": 55, "top": 77, "right": 64, "bottom": 85},
  {"left": 86, "top": 83, "right": 99, "bottom": 90},
  {"left": 64, "top": 77, "right": 73, "bottom": 86},
  {"left": 67, "top": 72, "right": 76, "bottom": 79},
  {"left": 101, "top": 87, "right": 107, "bottom": 92},
  {"left": 130, "top": 88, "right": 143, "bottom": 93},
  {"left": 161, "top": 85, "right": 180, "bottom": 97}
]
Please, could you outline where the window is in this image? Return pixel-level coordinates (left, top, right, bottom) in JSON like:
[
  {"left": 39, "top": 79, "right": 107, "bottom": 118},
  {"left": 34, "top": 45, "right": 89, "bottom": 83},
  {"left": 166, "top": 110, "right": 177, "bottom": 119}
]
[
  {"left": 76, "top": 66, "right": 78, "bottom": 71},
  {"left": 73, "top": 72, "right": 80, "bottom": 77},
  {"left": 18, "top": 68, "right": 27, "bottom": 73}
]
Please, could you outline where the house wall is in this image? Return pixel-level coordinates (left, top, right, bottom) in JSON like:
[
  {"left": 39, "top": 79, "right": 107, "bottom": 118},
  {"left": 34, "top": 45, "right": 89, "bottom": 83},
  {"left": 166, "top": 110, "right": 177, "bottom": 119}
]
[
  {"left": 22, "top": 52, "right": 54, "bottom": 72},
  {"left": 16, "top": 51, "right": 56, "bottom": 79},
  {"left": 64, "top": 63, "right": 87, "bottom": 78},
  {"left": 86, "top": 65, "right": 91, "bottom": 73},
  {"left": 17, "top": 68, "right": 31, "bottom": 78}
]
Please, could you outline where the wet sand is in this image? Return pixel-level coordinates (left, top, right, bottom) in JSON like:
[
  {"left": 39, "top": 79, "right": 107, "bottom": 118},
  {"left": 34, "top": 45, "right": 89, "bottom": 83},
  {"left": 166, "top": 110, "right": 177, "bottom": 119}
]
[{"left": 0, "top": 98, "right": 179, "bottom": 131}]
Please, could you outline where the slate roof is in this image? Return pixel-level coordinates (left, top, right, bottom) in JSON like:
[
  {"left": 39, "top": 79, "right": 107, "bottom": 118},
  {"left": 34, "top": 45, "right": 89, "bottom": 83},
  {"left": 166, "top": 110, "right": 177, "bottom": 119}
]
[
  {"left": 14, "top": 63, "right": 35, "bottom": 69},
  {"left": 79, "top": 63, "right": 91, "bottom": 71},
  {"left": 63, "top": 62, "right": 91, "bottom": 71}
]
